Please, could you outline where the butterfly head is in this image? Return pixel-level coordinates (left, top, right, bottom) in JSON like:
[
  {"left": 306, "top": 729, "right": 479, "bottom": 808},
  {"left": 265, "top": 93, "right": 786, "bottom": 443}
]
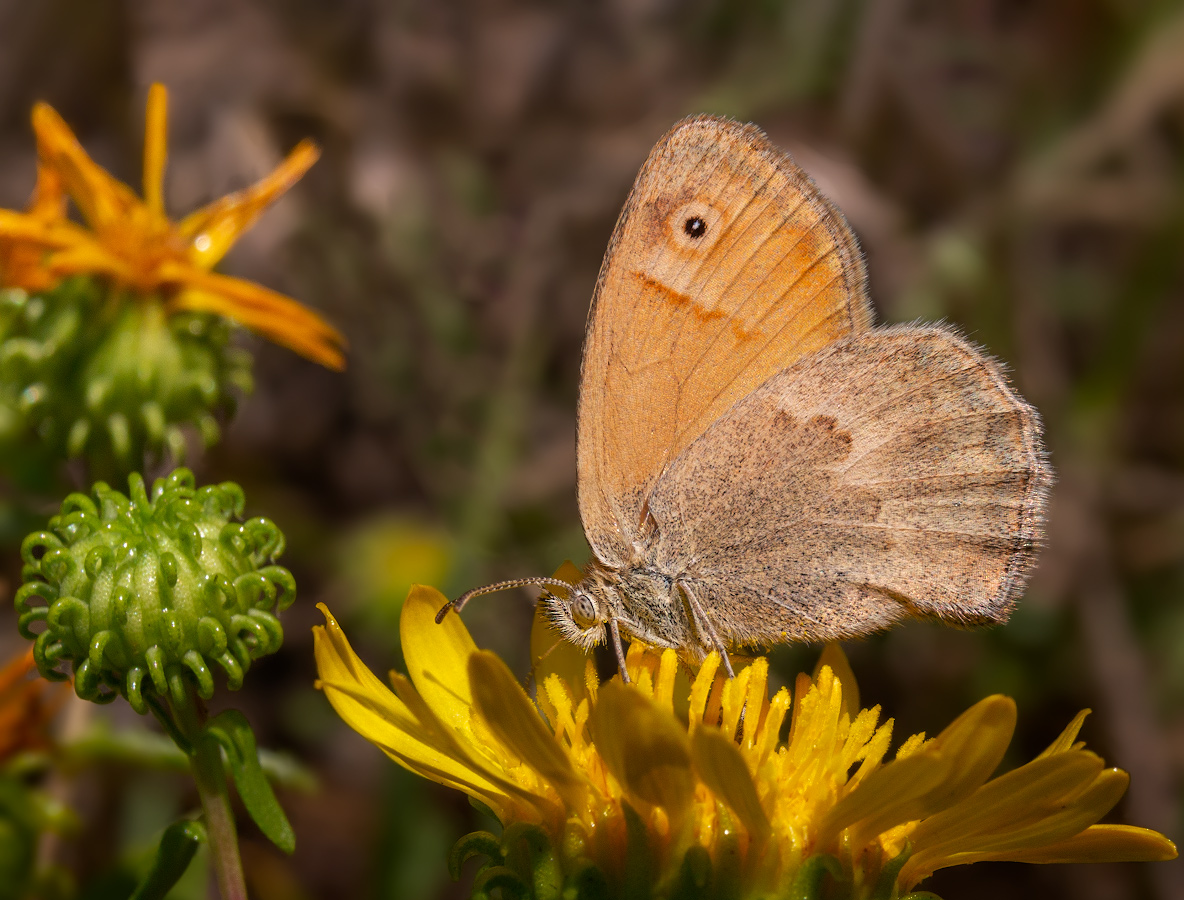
[
  {"left": 541, "top": 583, "right": 610, "bottom": 651},
  {"left": 539, "top": 568, "right": 620, "bottom": 653}
]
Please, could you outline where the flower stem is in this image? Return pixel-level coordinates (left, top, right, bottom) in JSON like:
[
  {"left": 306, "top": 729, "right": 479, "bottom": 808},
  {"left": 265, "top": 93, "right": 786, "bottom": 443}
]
[
  {"left": 171, "top": 692, "right": 248, "bottom": 900},
  {"left": 191, "top": 729, "right": 248, "bottom": 900}
]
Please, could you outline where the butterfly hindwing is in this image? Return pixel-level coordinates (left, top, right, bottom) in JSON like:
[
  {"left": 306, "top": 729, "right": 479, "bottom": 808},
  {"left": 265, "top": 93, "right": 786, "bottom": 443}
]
[{"left": 644, "top": 326, "right": 1050, "bottom": 647}]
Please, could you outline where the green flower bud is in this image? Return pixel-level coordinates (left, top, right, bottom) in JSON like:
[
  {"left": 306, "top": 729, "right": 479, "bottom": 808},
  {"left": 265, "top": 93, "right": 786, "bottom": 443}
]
[
  {"left": 0, "top": 279, "right": 252, "bottom": 483},
  {"left": 15, "top": 469, "right": 293, "bottom": 715}
]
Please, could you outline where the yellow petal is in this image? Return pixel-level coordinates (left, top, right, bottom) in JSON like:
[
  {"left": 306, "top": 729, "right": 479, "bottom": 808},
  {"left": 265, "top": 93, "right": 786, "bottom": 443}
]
[
  {"left": 848, "top": 715, "right": 894, "bottom": 787},
  {"left": 541, "top": 674, "right": 579, "bottom": 745},
  {"left": 143, "top": 84, "right": 168, "bottom": 217},
  {"left": 822, "top": 697, "right": 1015, "bottom": 848},
  {"left": 590, "top": 680, "right": 694, "bottom": 822},
  {"left": 1037, "top": 709, "right": 1090, "bottom": 759},
  {"left": 689, "top": 652, "right": 721, "bottom": 728},
  {"left": 529, "top": 561, "right": 590, "bottom": 712},
  {"left": 754, "top": 686, "right": 791, "bottom": 762},
  {"left": 468, "top": 650, "right": 586, "bottom": 813},
  {"left": 653, "top": 649, "right": 683, "bottom": 719},
  {"left": 902, "top": 755, "right": 1128, "bottom": 885},
  {"left": 920, "top": 695, "right": 1016, "bottom": 807},
  {"left": 910, "top": 752, "right": 1109, "bottom": 852},
  {"left": 311, "top": 604, "right": 513, "bottom": 813},
  {"left": 813, "top": 643, "right": 859, "bottom": 720},
  {"left": 785, "top": 667, "right": 844, "bottom": 773},
  {"left": 625, "top": 640, "right": 658, "bottom": 689},
  {"left": 383, "top": 666, "right": 552, "bottom": 819},
  {"left": 398, "top": 584, "right": 480, "bottom": 731},
  {"left": 690, "top": 726, "right": 770, "bottom": 840},
  {"left": 904, "top": 757, "right": 1117, "bottom": 862},
  {"left": 996, "top": 824, "right": 1177, "bottom": 864},
  {"left": 817, "top": 750, "right": 952, "bottom": 849},
  {"left": 720, "top": 664, "right": 752, "bottom": 742},
  {"left": 178, "top": 139, "right": 320, "bottom": 270}
]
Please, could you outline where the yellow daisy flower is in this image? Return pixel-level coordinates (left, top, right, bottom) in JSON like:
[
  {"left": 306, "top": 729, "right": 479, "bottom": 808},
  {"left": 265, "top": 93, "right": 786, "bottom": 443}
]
[
  {"left": 313, "top": 578, "right": 1176, "bottom": 898},
  {"left": 0, "top": 83, "right": 344, "bottom": 370}
]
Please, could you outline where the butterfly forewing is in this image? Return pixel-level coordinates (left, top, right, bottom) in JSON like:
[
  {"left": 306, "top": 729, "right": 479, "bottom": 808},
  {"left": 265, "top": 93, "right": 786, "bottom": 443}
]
[
  {"left": 578, "top": 116, "right": 872, "bottom": 565},
  {"left": 644, "top": 327, "right": 1050, "bottom": 648}
]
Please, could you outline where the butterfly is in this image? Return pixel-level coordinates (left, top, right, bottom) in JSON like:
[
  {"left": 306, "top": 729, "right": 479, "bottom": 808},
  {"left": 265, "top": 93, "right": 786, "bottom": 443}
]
[{"left": 438, "top": 115, "right": 1050, "bottom": 680}]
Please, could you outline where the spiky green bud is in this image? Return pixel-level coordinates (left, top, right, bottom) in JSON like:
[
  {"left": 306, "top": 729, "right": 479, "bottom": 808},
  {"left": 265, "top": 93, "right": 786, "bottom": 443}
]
[
  {"left": 0, "top": 279, "right": 252, "bottom": 483},
  {"left": 15, "top": 469, "right": 293, "bottom": 714}
]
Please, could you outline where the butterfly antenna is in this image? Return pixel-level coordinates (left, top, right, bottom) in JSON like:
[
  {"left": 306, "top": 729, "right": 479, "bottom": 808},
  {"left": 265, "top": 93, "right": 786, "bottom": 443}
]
[{"left": 435, "top": 577, "right": 574, "bottom": 624}]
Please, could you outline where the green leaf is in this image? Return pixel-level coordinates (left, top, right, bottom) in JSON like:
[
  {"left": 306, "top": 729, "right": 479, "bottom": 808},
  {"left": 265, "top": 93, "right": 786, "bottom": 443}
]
[
  {"left": 786, "top": 854, "right": 844, "bottom": 900},
  {"left": 205, "top": 710, "right": 295, "bottom": 854},
  {"left": 60, "top": 721, "right": 317, "bottom": 791},
  {"left": 869, "top": 846, "right": 912, "bottom": 900},
  {"left": 128, "top": 820, "right": 206, "bottom": 900}
]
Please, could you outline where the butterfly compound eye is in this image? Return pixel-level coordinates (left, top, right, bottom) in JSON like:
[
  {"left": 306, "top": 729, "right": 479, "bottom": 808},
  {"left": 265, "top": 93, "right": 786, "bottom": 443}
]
[
  {"left": 684, "top": 216, "right": 707, "bottom": 238},
  {"left": 570, "top": 592, "right": 597, "bottom": 628}
]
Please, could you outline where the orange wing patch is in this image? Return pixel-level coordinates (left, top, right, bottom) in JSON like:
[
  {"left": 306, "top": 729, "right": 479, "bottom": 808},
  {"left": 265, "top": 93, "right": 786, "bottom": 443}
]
[{"left": 632, "top": 271, "right": 729, "bottom": 325}]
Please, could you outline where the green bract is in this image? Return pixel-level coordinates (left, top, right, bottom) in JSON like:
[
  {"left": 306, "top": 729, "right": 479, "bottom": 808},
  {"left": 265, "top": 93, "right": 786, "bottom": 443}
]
[
  {"left": 15, "top": 469, "right": 294, "bottom": 714},
  {"left": 0, "top": 279, "right": 252, "bottom": 483}
]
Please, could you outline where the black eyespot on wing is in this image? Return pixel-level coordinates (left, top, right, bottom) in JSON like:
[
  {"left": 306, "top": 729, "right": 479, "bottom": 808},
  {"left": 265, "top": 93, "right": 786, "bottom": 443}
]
[{"left": 684, "top": 216, "right": 707, "bottom": 238}]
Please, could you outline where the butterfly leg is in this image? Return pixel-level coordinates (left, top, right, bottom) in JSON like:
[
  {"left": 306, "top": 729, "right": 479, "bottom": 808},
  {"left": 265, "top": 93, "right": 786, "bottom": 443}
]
[
  {"left": 608, "top": 619, "right": 631, "bottom": 684},
  {"left": 679, "top": 581, "right": 735, "bottom": 678}
]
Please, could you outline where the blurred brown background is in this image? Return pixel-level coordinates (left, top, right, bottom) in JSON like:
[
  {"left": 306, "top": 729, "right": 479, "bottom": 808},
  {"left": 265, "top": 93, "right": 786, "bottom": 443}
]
[{"left": 1, "top": 1, "right": 1183, "bottom": 898}]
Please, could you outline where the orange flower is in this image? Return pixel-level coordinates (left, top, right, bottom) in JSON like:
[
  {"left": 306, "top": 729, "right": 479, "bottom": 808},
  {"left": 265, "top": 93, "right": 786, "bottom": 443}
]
[
  {"left": 0, "top": 647, "right": 66, "bottom": 763},
  {"left": 0, "top": 84, "right": 345, "bottom": 370}
]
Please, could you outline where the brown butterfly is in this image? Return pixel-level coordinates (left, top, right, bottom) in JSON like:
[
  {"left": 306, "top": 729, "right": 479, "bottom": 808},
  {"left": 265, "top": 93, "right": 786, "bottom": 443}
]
[{"left": 437, "top": 115, "right": 1051, "bottom": 680}]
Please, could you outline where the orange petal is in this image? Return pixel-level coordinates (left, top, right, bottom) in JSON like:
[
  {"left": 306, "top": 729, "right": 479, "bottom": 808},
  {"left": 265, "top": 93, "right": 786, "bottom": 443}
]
[
  {"left": 0, "top": 648, "right": 37, "bottom": 695},
  {"left": 143, "top": 84, "right": 168, "bottom": 217},
  {"left": 0, "top": 210, "right": 68, "bottom": 246},
  {"left": 27, "top": 159, "right": 67, "bottom": 223},
  {"left": 179, "top": 139, "right": 320, "bottom": 270},
  {"left": 167, "top": 267, "right": 346, "bottom": 370},
  {"left": 45, "top": 241, "right": 138, "bottom": 283},
  {"left": 32, "top": 102, "right": 143, "bottom": 233}
]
